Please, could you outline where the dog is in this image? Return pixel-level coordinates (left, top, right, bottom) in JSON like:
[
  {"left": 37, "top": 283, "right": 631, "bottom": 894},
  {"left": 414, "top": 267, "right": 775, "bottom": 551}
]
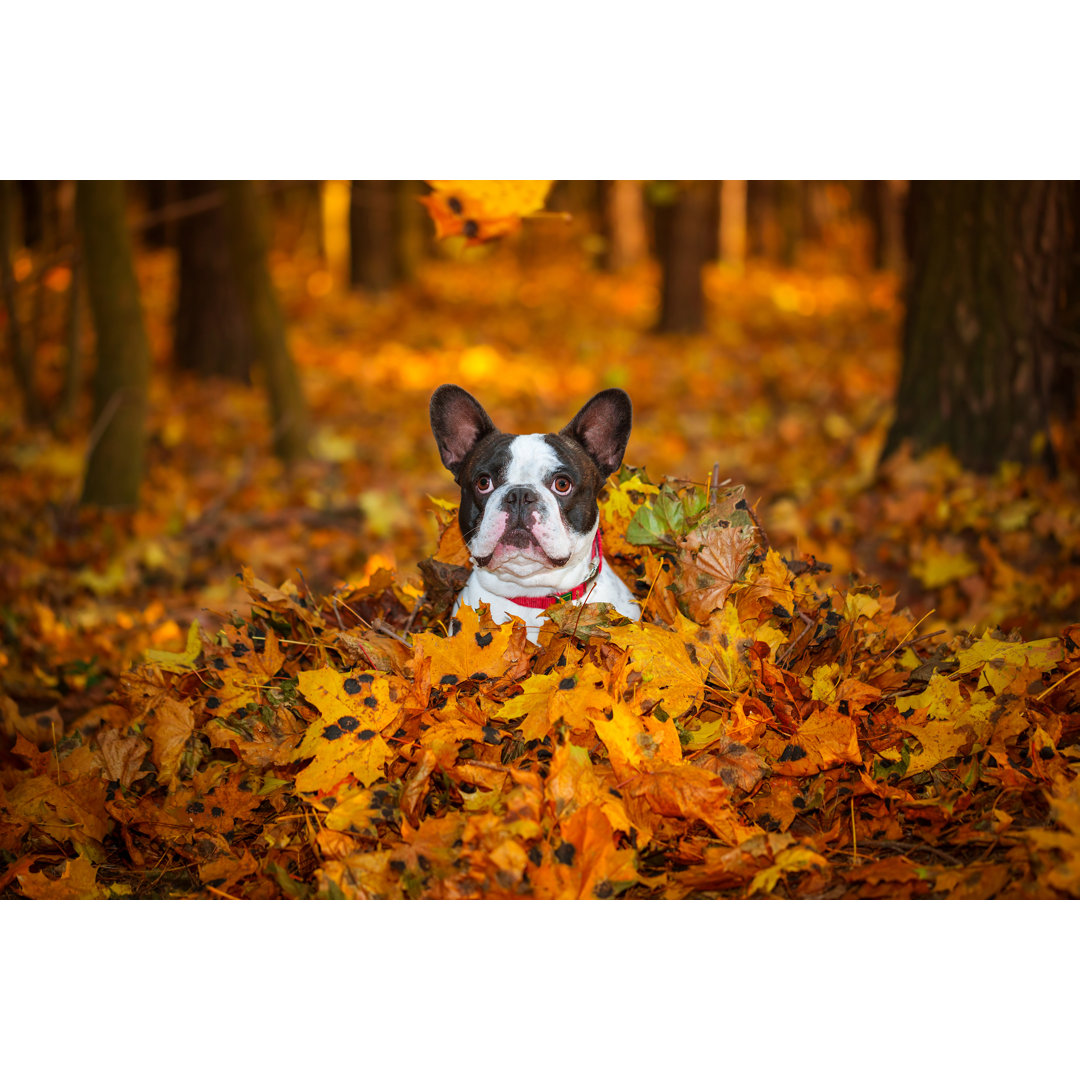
[{"left": 430, "top": 384, "right": 642, "bottom": 641}]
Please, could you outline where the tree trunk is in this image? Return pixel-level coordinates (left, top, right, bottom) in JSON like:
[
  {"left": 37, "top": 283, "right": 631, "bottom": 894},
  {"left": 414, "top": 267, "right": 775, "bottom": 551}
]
[
  {"left": 719, "top": 180, "right": 748, "bottom": 268},
  {"left": 747, "top": 180, "right": 781, "bottom": 261},
  {"left": 654, "top": 180, "right": 713, "bottom": 334},
  {"left": 141, "top": 180, "right": 180, "bottom": 249},
  {"left": 77, "top": 181, "right": 152, "bottom": 507},
  {"left": 16, "top": 180, "right": 47, "bottom": 249},
  {"left": 863, "top": 180, "right": 907, "bottom": 273},
  {"left": 223, "top": 180, "right": 310, "bottom": 465},
  {"left": 350, "top": 180, "right": 401, "bottom": 293},
  {"left": 882, "top": 181, "right": 1078, "bottom": 473},
  {"left": 777, "top": 181, "right": 804, "bottom": 266},
  {"left": 702, "top": 181, "right": 721, "bottom": 264},
  {"left": 396, "top": 179, "right": 432, "bottom": 280},
  {"left": 174, "top": 179, "right": 254, "bottom": 381},
  {"left": 1, "top": 180, "right": 44, "bottom": 424},
  {"left": 603, "top": 181, "right": 647, "bottom": 272}
]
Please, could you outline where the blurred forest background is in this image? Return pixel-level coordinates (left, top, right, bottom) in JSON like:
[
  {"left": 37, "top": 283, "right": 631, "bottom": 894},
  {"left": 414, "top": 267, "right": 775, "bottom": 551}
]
[{"left": 1, "top": 178, "right": 1079, "bottom": 752}]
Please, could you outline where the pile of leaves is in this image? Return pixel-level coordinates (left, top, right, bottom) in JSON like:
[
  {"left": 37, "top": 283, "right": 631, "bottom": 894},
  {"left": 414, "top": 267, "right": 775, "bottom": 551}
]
[
  {"left": 4, "top": 200, "right": 1080, "bottom": 898},
  {"left": 4, "top": 469, "right": 1079, "bottom": 899}
]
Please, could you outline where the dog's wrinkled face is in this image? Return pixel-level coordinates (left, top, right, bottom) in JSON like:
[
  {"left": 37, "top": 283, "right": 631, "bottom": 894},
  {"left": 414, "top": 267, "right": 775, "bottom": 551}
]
[{"left": 430, "top": 386, "right": 632, "bottom": 580}]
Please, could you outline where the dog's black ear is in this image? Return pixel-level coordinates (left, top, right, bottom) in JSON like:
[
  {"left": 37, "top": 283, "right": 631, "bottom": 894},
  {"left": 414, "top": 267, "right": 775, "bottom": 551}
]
[
  {"left": 430, "top": 384, "right": 497, "bottom": 478},
  {"left": 560, "top": 389, "right": 632, "bottom": 476}
]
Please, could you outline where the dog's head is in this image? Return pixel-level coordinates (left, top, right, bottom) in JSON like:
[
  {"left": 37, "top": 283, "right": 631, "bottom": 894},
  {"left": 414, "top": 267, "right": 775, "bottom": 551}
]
[{"left": 430, "top": 385, "right": 632, "bottom": 579}]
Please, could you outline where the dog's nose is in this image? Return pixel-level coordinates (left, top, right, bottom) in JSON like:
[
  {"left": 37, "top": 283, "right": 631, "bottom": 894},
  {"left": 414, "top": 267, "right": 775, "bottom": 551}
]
[
  {"left": 503, "top": 486, "right": 538, "bottom": 508},
  {"left": 502, "top": 485, "right": 539, "bottom": 525}
]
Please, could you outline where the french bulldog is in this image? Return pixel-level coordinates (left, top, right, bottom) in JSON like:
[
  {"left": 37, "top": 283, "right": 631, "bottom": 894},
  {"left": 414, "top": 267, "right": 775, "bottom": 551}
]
[{"left": 430, "top": 384, "right": 642, "bottom": 641}]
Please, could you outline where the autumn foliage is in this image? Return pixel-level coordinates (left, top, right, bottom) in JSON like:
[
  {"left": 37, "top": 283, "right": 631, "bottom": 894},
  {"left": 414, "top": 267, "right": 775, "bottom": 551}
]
[{"left": 3, "top": 195, "right": 1080, "bottom": 899}]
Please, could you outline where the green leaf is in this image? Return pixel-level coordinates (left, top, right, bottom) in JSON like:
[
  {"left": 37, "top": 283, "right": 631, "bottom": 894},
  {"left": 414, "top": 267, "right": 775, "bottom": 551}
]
[{"left": 626, "top": 489, "right": 689, "bottom": 548}]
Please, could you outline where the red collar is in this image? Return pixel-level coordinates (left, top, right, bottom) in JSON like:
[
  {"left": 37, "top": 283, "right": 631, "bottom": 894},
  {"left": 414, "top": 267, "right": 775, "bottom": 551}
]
[{"left": 506, "top": 531, "right": 604, "bottom": 610}]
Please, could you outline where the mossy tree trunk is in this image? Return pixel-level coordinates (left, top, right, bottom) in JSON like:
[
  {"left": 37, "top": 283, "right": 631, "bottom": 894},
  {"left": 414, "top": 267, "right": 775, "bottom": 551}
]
[
  {"left": 78, "top": 181, "right": 152, "bottom": 507},
  {"left": 174, "top": 179, "right": 254, "bottom": 382},
  {"left": 653, "top": 180, "right": 714, "bottom": 335},
  {"left": 882, "top": 181, "right": 1078, "bottom": 473},
  {"left": 223, "top": 180, "right": 310, "bottom": 465}
]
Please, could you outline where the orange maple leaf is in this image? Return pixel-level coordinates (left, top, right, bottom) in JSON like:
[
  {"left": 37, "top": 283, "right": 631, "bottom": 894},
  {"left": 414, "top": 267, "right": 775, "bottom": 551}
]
[{"left": 420, "top": 181, "right": 555, "bottom": 245}]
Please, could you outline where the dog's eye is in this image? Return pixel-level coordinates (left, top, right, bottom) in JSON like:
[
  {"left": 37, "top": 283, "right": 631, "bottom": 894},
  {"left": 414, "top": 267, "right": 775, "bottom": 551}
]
[
  {"left": 475, "top": 474, "right": 494, "bottom": 495},
  {"left": 551, "top": 475, "right": 573, "bottom": 495}
]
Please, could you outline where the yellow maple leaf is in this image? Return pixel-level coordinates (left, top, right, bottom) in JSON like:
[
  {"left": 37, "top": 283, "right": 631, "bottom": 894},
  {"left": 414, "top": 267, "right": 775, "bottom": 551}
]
[
  {"left": 606, "top": 620, "right": 706, "bottom": 720},
  {"left": 601, "top": 473, "right": 662, "bottom": 527},
  {"left": 413, "top": 604, "right": 519, "bottom": 688},
  {"left": 418, "top": 703, "right": 487, "bottom": 767},
  {"left": 421, "top": 181, "right": 554, "bottom": 244},
  {"left": 911, "top": 538, "right": 979, "bottom": 588},
  {"left": 531, "top": 803, "right": 639, "bottom": 899},
  {"left": 497, "top": 662, "right": 612, "bottom": 742},
  {"left": 797, "top": 705, "right": 862, "bottom": 769},
  {"left": 808, "top": 662, "right": 842, "bottom": 703},
  {"left": 844, "top": 593, "right": 882, "bottom": 622},
  {"left": 953, "top": 631, "right": 1063, "bottom": 695},
  {"left": 748, "top": 845, "right": 829, "bottom": 896},
  {"left": 696, "top": 602, "right": 753, "bottom": 693},
  {"left": 900, "top": 718, "right": 975, "bottom": 775},
  {"left": 589, "top": 700, "right": 682, "bottom": 770},
  {"left": 323, "top": 784, "right": 391, "bottom": 838},
  {"left": 292, "top": 669, "right": 404, "bottom": 791},
  {"left": 896, "top": 673, "right": 963, "bottom": 720},
  {"left": 544, "top": 742, "right": 637, "bottom": 839}
]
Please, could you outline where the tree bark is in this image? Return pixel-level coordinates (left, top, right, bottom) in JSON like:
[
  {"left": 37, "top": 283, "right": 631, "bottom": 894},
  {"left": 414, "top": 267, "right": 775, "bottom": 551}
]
[
  {"left": 882, "top": 181, "right": 1078, "bottom": 473},
  {"left": 747, "top": 180, "right": 781, "bottom": 261},
  {"left": 174, "top": 179, "right": 254, "bottom": 381},
  {"left": 77, "top": 181, "right": 152, "bottom": 507},
  {"left": 16, "top": 180, "right": 47, "bottom": 249},
  {"left": 603, "top": 181, "right": 647, "bottom": 272},
  {"left": 141, "top": 180, "right": 179, "bottom": 249},
  {"left": 719, "top": 180, "right": 748, "bottom": 267},
  {"left": 654, "top": 180, "right": 713, "bottom": 334},
  {"left": 396, "top": 179, "right": 431, "bottom": 280},
  {"left": 350, "top": 180, "right": 401, "bottom": 293},
  {"left": 863, "top": 180, "right": 907, "bottom": 273},
  {"left": 1, "top": 180, "right": 44, "bottom": 424},
  {"left": 222, "top": 180, "right": 310, "bottom": 465}
]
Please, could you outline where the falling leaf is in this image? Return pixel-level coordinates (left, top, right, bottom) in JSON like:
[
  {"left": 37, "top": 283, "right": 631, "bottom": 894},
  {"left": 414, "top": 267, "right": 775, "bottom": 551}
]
[{"left": 420, "top": 181, "right": 554, "bottom": 244}]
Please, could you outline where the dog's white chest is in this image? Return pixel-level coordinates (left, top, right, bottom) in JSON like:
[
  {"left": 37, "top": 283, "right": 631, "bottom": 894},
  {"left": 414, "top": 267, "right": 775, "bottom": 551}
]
[{"left": 455, "top": 552, "right": 641, "bottom": 643}]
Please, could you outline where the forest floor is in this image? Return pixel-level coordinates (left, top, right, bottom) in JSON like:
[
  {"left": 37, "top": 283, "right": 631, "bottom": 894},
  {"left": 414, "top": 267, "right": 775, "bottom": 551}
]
[{"left": 2, "top": 224, "right": 1080, "bottom": 898}]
